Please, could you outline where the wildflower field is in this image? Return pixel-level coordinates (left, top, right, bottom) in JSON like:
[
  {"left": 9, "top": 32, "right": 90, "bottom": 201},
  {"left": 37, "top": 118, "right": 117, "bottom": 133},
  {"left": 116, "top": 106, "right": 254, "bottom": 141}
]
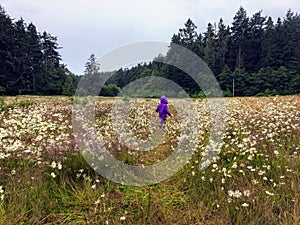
[{"left": 0, "top": 95, "right": 299, "bottom": 225}]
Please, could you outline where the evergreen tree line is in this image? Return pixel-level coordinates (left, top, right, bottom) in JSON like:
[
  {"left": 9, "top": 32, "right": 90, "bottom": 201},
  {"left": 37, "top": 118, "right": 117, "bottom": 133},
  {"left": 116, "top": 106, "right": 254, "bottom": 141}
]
[
  {"left": 1, "top": 5, "right": 299, "bottom": 97},
  {"left": 0, "top": 5, "right": 78, "bottom": 96},
  {"left": 107, "top": 7, "right": 300, "bottom": 97}
]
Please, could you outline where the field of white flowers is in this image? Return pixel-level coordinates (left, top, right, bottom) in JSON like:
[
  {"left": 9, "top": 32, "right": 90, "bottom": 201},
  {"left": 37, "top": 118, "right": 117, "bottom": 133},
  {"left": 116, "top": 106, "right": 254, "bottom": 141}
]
[{"left": 0, "top": 95, "right": 299, "bottom": 224}]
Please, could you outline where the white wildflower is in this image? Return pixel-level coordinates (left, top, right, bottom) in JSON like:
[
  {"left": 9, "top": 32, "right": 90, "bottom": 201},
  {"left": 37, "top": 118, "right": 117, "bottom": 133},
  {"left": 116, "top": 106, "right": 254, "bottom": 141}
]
[
  {"left": 241, "top": 203, "right": 249, "bottom": 207},
  {"left": 232, "top": 162, "right": 238, "bottom": 169},
  {"left": 243, "top": 190, "right": 251, "bottom": 197},
  {"left": 233, "top": 190, "right": 242, "bottom": 198},
  {"left": 265, "top": 190, "right": 275, "bottom": 196},
  {"left": 228, "top": 190, "right": 234, "bottom": 197},
  {"left": 50, "top": 161, "right": 56, "bottom": 169},
  {"left": 11, "top": 169, "right": 16, "bottom": 175},
  {"left": 57, "top": 162, "right": 62, "bottom": 170}
]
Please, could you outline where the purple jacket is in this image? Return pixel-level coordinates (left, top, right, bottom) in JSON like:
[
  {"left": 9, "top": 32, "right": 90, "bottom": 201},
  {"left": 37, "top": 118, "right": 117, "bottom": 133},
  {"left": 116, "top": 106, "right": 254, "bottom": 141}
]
[{"left": 156, "top": 96, "right": 171, "bottom": 119}]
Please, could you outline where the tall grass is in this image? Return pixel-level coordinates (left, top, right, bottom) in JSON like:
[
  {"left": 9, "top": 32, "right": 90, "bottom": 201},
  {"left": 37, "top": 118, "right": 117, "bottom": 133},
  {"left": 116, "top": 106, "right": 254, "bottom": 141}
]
[{"left": 0, "top": 96, "right": 299, "bottom": 224}]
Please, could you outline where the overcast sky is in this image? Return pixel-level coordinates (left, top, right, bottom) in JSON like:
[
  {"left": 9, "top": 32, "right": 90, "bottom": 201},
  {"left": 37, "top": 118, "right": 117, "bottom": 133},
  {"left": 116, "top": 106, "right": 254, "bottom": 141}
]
[{"left": 1, "top": 0, "right": 299, "bottom": 74}]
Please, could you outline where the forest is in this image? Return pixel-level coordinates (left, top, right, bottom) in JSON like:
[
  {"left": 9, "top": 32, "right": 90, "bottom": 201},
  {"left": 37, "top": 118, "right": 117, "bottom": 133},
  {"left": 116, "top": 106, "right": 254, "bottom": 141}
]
[
  {"left": 0, "top": 5, "right": 299, "bottom": 97},
  {"left": 0, "top": 5, "right": 78, "bottom": 96}
]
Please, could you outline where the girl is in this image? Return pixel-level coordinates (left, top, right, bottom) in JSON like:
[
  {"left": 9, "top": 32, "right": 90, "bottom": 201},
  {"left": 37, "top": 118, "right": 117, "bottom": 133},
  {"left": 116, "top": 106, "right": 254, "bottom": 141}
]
[{"left": 156, "top": 96, "right": 172, "bottom": 132}]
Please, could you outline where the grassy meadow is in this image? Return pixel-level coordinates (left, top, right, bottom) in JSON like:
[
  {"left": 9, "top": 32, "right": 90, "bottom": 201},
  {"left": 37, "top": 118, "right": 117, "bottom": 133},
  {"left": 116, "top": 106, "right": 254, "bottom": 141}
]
[{"left": 0, "top": 95, "right": 299, "bottom": 225}]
